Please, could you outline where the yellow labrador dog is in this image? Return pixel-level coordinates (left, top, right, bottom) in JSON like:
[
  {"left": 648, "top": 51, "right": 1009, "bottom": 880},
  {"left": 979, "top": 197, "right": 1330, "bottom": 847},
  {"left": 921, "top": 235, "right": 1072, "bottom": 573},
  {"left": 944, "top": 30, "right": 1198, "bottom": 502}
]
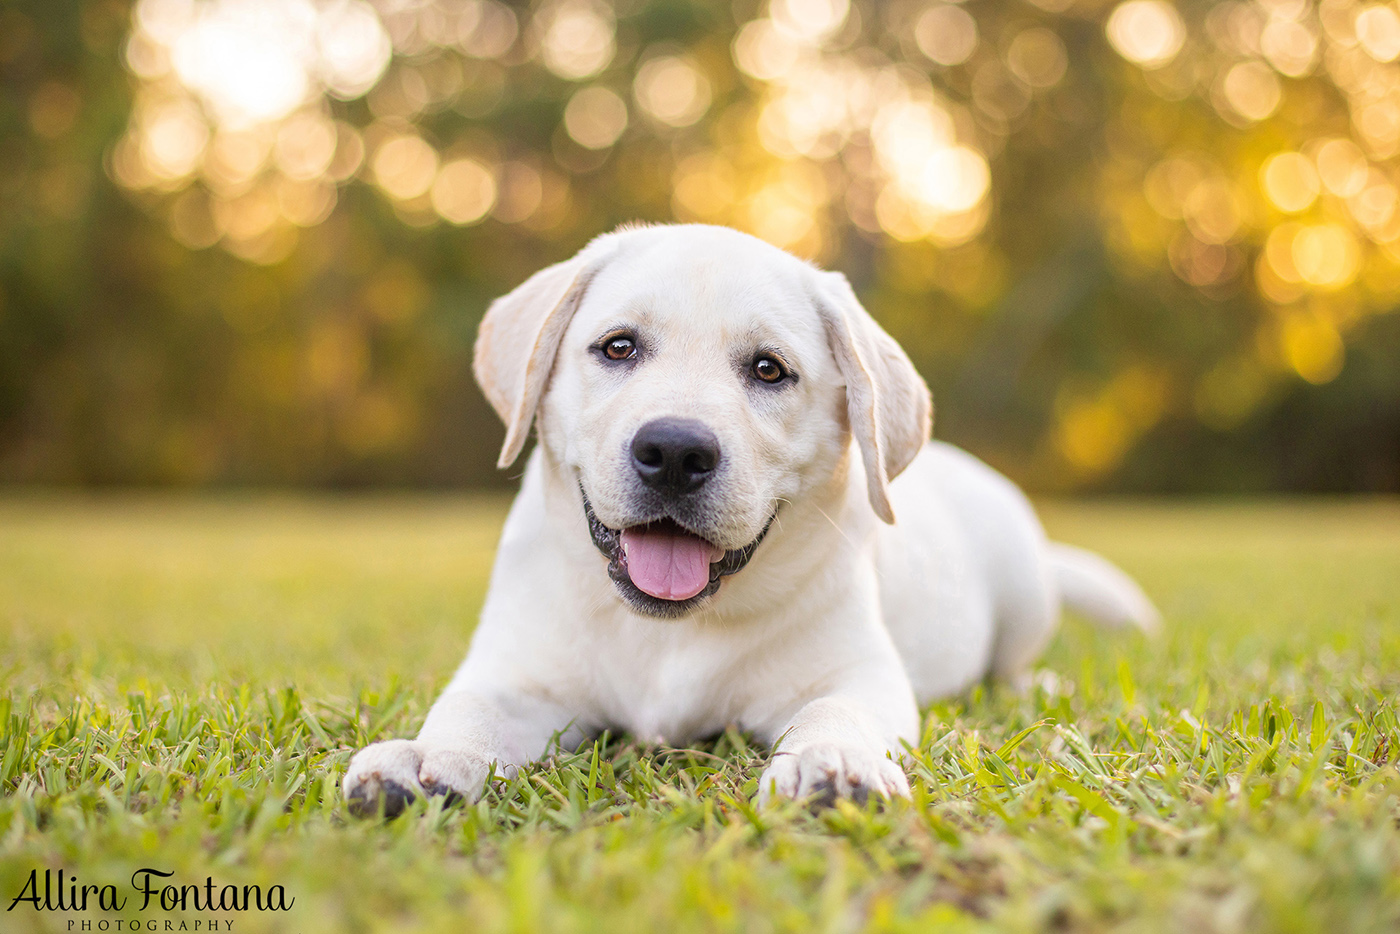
[{"left": 344, "top": 223, "right": 1157, "bottom": 815}]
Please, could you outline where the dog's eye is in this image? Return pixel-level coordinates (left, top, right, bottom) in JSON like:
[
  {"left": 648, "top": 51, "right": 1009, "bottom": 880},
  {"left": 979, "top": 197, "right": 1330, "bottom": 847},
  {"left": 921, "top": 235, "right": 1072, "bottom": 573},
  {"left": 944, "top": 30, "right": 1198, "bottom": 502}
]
[
  {"left": 751, "top": 355, "right": 788, "bottom": 384},
  {"left": 602, "top": 336, "right": 637, "bottom": 361}
]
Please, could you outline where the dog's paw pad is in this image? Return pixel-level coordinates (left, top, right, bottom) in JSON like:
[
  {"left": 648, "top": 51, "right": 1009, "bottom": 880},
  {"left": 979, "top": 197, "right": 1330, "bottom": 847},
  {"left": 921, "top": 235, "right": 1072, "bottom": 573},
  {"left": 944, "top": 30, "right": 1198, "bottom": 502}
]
[
  {"left": 419, "top": 779, "right": 465, "bottom": 805},
  {"left": 805, "top": 777, "right": 840, "bottom": 810},
  {"left": 347, "top": 778, "right": 418, "bottom": 818},
  {"left": 343, "top": 739, "right": 425, "bottom": 819}
]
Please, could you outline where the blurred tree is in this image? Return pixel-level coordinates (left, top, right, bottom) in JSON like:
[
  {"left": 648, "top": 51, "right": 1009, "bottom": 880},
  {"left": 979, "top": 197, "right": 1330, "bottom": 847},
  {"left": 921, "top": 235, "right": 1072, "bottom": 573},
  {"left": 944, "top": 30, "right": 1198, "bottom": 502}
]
[{"left": 0, "top": 0, "right": 1397, "bottom": 491}]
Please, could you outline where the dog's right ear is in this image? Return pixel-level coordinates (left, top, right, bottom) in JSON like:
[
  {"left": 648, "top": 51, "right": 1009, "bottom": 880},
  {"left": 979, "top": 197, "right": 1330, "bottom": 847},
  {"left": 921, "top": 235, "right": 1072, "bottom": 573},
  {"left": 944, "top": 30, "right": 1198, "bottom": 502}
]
[{"left": 473, "top": 241, "right": 614, "bottom": 468}]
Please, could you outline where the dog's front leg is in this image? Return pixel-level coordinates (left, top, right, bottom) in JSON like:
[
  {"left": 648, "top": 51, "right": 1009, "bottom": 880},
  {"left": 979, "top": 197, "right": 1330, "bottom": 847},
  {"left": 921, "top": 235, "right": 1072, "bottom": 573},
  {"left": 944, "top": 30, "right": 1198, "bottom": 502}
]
[
  {"left": 343, "top": 689, "right": 575, "bottom": 817},
  {"left": 757, "top": 687, "right": 918, "bottom": 808}
]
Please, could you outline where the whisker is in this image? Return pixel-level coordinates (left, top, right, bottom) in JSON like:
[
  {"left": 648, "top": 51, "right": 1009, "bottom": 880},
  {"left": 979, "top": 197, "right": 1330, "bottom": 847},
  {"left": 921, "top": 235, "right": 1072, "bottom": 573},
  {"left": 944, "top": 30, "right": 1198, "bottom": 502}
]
[{"left": 808, "top": 500, "right": 860, "bottom": 556}]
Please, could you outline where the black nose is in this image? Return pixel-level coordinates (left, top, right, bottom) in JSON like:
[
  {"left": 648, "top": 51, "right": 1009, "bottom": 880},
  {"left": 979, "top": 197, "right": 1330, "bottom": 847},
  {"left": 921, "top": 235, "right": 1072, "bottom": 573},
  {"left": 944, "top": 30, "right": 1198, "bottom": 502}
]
[{"left": 631, "top": 418, "right": 721, "bottom": 495}]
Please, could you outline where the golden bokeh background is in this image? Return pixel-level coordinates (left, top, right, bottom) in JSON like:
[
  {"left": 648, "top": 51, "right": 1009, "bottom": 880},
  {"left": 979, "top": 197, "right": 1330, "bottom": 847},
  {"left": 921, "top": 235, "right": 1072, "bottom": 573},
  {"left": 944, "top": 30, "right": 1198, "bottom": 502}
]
[{"left": 2, "top": 0, "right": 1399, "bottom": 490}]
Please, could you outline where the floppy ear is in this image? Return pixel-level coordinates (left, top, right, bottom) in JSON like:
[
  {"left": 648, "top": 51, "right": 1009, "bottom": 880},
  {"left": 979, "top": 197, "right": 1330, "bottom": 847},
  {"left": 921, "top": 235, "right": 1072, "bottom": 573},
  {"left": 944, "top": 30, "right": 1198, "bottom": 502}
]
[
  {"left": 474, "top": 243, "right": 613, "bottom": 468},
  {"left": 811, "top": 270, "right": 933, "bottom": 524}
]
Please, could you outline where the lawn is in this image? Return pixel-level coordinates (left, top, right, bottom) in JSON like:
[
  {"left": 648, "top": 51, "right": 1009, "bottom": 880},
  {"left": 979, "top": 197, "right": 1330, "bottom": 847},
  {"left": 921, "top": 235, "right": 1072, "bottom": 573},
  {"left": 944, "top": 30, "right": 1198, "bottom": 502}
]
[{"left": 1, "top": 494, "right": 1398, "bottom": 933}]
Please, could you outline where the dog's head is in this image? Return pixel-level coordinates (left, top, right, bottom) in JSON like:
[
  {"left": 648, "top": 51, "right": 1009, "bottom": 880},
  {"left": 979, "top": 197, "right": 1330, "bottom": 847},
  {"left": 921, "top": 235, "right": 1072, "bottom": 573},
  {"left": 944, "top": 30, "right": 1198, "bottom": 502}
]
[{"left": 474, "top": 224, "right": 931, "bottom": 617}]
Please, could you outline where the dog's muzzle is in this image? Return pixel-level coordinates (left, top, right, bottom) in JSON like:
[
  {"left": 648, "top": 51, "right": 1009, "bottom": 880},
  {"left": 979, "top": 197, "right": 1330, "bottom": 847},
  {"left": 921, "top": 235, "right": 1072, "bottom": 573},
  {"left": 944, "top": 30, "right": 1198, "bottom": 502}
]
[{"left": 580, "top": 488, "right": 774, "bottom": 618}]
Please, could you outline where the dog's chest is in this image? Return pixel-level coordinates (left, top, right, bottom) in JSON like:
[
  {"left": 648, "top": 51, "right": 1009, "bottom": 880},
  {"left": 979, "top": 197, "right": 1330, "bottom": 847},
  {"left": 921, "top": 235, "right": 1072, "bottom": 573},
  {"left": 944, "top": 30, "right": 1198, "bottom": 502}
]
[{"left": 588, "top": 623, "right": 758, "bottom": 745}]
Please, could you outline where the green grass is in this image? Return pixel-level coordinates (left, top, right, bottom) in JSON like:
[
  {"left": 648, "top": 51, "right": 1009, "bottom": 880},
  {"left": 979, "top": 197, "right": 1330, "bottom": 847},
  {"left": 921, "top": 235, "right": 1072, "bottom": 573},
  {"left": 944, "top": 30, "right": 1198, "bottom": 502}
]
[{"left": 2, "top": 495, "right": 1399, "bottom": 933}]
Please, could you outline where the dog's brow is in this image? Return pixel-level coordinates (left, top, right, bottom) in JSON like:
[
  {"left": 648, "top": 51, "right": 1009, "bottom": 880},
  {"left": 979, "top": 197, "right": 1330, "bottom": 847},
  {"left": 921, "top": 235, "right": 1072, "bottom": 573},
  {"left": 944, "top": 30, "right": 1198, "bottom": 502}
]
[
  {"left": 742, "top": 320, "right": 799, "bottom": 351},
  {"left": 590, "top": 303, "right": 655, "bottom": 338},
  {"left": 590, "top": 317, "right": 647, "bottom": 344},
  {"left": 625, "top": 303, "right": 657, "bottom": 324}
]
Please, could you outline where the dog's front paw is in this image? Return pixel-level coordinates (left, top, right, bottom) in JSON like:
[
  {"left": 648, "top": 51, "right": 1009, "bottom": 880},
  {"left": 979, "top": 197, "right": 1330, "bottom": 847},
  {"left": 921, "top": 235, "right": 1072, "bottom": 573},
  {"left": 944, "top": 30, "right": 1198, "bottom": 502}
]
[
  {"left": 757, "top": 743, "right": 910, "bottom": 809},
  {"left": 343, "top": 739, "right": 494, "bottom": 817}
]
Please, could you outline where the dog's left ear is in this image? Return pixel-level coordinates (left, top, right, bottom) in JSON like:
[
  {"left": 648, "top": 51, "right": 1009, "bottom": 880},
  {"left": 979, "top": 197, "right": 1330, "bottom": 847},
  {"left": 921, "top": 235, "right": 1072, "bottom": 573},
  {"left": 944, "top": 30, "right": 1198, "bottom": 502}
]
[
  {"left": 812, "top": 270, "right": 933, "bottom": 524},
  {"left": 474, "top": 238, "right": 618, "bottom": 468}
]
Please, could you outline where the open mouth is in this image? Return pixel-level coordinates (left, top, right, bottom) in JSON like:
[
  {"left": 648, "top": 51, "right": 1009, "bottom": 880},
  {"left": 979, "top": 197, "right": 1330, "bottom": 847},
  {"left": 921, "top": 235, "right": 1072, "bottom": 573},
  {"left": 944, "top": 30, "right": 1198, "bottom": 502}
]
[{"left": 581, "top": 490, "right": 773, "bottom": 618}]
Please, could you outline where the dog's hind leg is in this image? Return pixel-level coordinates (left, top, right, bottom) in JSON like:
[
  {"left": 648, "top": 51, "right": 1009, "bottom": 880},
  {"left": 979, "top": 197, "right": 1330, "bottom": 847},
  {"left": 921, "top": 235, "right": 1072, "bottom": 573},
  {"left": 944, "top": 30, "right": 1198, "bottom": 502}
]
[
  {"left": 988, "top": 536, "right": 1160, "bottom": 684},
  {"left": 985, "top": 532, "right": 1061, "bottom": 683}
]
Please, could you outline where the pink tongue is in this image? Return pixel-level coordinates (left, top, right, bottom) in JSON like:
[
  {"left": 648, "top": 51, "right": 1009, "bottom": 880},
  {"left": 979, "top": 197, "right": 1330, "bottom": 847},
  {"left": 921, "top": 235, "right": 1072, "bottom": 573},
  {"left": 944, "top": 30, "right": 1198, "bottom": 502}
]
[{"left": 621, "top": 525, "right": 724, "bottom": 601}]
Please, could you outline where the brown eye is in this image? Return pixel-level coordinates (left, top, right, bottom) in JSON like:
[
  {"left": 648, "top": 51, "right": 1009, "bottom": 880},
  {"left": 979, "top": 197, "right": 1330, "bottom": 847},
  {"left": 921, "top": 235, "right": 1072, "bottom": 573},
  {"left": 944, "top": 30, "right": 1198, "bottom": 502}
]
[
  {"left": 603, "top": 336, "right": 636, "bottom": 360},
  {"left": 752, "top": 355, "right": 787, "bottom": 383}
]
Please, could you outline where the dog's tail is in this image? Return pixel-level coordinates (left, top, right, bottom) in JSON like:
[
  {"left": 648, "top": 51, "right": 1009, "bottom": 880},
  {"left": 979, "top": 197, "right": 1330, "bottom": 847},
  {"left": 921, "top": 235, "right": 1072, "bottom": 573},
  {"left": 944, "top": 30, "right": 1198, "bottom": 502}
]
[{"left": 1047, "top": 543, "right": 1160, "bottom": 634}]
